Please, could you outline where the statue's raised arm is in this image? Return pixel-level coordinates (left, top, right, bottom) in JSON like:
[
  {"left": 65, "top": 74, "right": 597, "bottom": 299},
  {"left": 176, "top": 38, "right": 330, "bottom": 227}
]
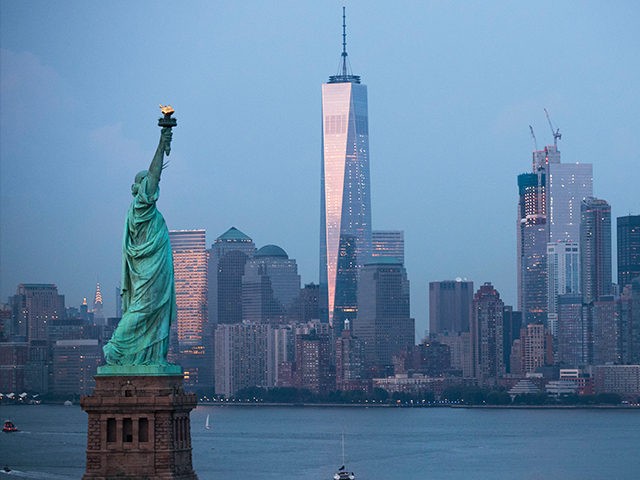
[
  {"left": 145, "top": 105, "right": 175, "bottom": 196},
  {"left": 102, "top": 106, "right": 179, "bottom": 372}
]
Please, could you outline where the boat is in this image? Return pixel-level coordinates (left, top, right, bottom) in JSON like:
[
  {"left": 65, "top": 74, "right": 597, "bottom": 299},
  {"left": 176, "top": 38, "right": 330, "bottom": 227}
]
[
  {"left": 205, "top": 414, "right": 211, "bottom": 430},
  {"left": 333, "top": 434, "right": 355, "bottom": 480},
  {"left": 2, "top": 420, "right": 18, "bottom": 433},
  {"left": 334, "top": 466, "right": 355, "bottom": 480}
]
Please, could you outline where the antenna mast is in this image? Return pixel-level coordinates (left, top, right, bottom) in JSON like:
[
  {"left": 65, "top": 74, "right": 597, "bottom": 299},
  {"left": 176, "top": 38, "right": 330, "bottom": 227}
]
[
  {"left": 341, "top": 6, "right": 348, "bottom": 76},
  {"left": 328, "top": 6, "right": 360, "bottom": 84}
]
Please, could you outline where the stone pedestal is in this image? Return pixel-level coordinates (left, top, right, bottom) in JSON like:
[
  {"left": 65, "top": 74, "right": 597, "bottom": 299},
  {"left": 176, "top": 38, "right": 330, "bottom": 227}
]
[{"left": 81, "top": 371, "right": 198, "bottom": 479}]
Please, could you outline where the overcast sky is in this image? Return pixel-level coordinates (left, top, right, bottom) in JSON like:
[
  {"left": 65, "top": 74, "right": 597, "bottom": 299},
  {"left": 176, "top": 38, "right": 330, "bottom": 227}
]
[{"left": 1, "top": 1, "right": 639, "bottom": 338}]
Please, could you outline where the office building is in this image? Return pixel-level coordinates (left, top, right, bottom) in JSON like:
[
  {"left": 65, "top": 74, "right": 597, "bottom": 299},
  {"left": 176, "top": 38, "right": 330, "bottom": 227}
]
[
  {"left": 547, "top": 241, "right": 580, "bottom": 337},
  {"left": 320, "top": 11, "right": 372, "bottom": 329},
  {"left": 592, "top": 365, "right": 640, "bottom": 397},
  {"left": 619, "top": 279, "right": 640, "bottom": 364},
  {"left": 502, "top": 306, "right": 522, "bottom": 374},
  {"left": 580, "top": 197, "right": 612, "bottom": 304},
  {"left": 617, "top": 215, "right": 640, "bottom": 287},
  {"left": 335, "top": 320, "right": 365, "bottom": 391},
  {"left": 471, "top": 282, "right": 504, "bottom": 385},
  {"left": 547, "top": 161, "right": 593, "bottom": 243},
  {"left": 170, "top": 229, "right": 211, "bottom": 391},
  {"left": 295, "top": 328, "right": 334, "bottom": 394},
  {"left": 556, "top": 294, "right": 585, "bottom": 367},
  {"left": 92, "top": 282, "right": 104, "bottom": 320},
  {"left": 372, "top": 230, "right": 405, "bottom": 265},
  {"left": 170, "top": 230, "right": 208, "bottom": 349},
  {"left": 242, "top": 245, "right": 301, "bottom": 324},
  {"left": 288, "top": 283, "right": 320, "bottom": 324},
  {"left": 435, "top": 331, "right": 474, "bottom": 378},
  {"left": 0, "top": 341, "right": 28, "bottom": 392},
  {"left": 517, "top": 172, "right": 548, "bottom": 324},
  {"left": 517, "top": 137, "right": 592, "bottom": 325},
  {"left": 429, "top": 280, "right": 473, "bottom": 335},
  {"left": 519, "top": 323, "right": 549, "bottom": 375},
  {"left": 52, "top": 339, "right": 101, "bottom": 396},
  {"left": 355, "top": 259, "right": 414, "bottom": 376},
  {"left": 208, "top": 227, "right": 255, "bottom": 325},
  {"left": 214, "top": 322, "right": 270, "bottom": 397},
  {"left": 592, "top": 296, "right": 619, "bottom": 365},
  {"left": 10, "top": 284, "right": 65, "bottom": 341}
]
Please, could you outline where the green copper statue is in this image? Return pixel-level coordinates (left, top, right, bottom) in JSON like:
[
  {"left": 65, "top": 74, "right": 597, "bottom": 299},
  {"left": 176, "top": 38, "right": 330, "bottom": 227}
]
[{"left": 103, "top": 106, "right": 178, "bottom": 368}]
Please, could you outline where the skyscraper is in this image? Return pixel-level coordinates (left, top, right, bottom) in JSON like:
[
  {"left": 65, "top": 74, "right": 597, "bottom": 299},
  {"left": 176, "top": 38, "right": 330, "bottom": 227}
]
[
  {"left": 471, "top": 282, "right": 504, "bottom": 385},
  {"left": 335, "top": 320, "right": 365, "bottom": 391},
  {"left": 517, "top": 171, "right": 548, "bottom": 324},
  {"left": 619, "top": 279, "right": 640, "bottom": 364},
  {"left": 170, "top": 229, "right": 211, "bottom": 391},
  {"left": 556, "top": 293, "right": 585, "bottom": 366},
  {"left": 242, "top": 245, "right": 301, "bottom": 324},
  {"left": 170, "top": 230, "right": 208, "bottom": 349},
  {"left": 547, "top": 241, "right": 580, "bottom": 337},
  {"left": 547, "top": 161, "right": 593, "bottom": 243},
  {"left": 580, "top": 197, "right": 612, "bottom": 304},
  {"left": 429, "top": 280, "right": 473, "bottom": 335},
  {"left": 355, "top": 259, "right": 414, "bottom": 376},
  {"left": 92, "top": 282, "right": 104, "bottom": 320},
  {"left": 519, "top": 322, "right": 551, "bottom": 375},
  {"left": 10, "top": 284, "right": 65, "bottom": 341},
  {"left": 320, "top": 9, "right": 372, "bottom": 328},
  {"left": 214, "top": 322, "right": 270, "bottom": 396},
  {"left": 617, "top": 214, "right": 640, "bottom": 288},
  {"left": 517, "top": 134, "right": 593, "bottom": 327},
  {"left": 208, "top": 227, "right": 256, "bottom": 325}
]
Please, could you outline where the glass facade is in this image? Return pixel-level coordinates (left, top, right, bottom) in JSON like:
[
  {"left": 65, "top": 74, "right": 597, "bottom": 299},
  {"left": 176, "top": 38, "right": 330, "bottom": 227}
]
[
  {"left": 242, "top": 245, "right": 301, "bottom": 324},
  {"left": 355, "top": 259, "right": 413, "bottom": 375},
  {"left": 320, "top": 80, "right": 372, "bottom": 326},
  {"left": 208, "top": 227, "right": 256, "bottom": 326},
  {"left": 548, "top": 162, "right": 593, "bottom": 243},
  {"left": 617, "top": 215, "right": 640, "bottom": 288},
  {"left": 169, "top": 230, "right": 208, "bottom": 349},
  {"left": 580, "top": 197, "right": 612, "bottom": 304},
  {"left": 547, "top": 241, "right": 580, "bottom": 338},
  {"left": 517, "top": 172, "right": 548, "bottom": 324},
  {"left": 372, "top": 230, "right": 405, "bottom": 265}
]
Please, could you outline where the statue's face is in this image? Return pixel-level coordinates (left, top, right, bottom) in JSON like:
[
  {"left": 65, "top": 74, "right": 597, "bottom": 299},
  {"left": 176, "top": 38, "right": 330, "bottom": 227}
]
[{"left": 131, "top": 170, "right": 148, "bottom": 195}]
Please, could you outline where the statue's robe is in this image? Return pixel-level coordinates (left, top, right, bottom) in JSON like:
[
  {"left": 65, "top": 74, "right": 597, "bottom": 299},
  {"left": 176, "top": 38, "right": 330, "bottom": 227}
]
[{"left": 103, "top": 177, "right": 176, "bottom": 365}]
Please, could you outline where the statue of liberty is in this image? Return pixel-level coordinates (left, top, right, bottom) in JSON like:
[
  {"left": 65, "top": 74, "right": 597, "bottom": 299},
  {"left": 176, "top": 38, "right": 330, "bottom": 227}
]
[{"left": 103, "top": 106, "right": 178, "bottom": 367}]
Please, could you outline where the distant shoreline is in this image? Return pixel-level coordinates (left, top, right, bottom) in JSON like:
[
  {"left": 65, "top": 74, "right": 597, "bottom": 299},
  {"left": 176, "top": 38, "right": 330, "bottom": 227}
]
[{"left": 196, "top": 401, "right": 640, "bottom": 410}]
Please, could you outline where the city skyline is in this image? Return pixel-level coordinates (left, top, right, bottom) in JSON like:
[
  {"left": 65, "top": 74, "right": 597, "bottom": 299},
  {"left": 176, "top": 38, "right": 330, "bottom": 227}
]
[{"left": 1, "top": 2, "right": 639, "bottom": 338}]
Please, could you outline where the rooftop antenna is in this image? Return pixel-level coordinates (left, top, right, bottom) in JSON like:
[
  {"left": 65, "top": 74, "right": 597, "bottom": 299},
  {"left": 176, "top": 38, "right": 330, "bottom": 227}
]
[
  {"left": 329, "top": 6, "right": 360, "bottom": 84},
  {"left": 341, "top": 6, "right": 348, "bottom": 76},
  {"left": 544, "top": 108, "right": 562, "bottom": 148}
]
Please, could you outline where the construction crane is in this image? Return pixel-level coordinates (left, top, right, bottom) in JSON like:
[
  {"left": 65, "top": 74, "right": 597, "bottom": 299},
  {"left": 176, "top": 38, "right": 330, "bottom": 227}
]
[
  {"left": 544, "top": 108, "right": 562, "bottom": 148},
  {"left": 529, "top": 125, "right": 538, "bottom": 151}
]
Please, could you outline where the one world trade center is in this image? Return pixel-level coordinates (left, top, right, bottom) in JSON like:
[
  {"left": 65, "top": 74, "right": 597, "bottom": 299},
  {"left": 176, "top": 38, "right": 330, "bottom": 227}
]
[{"left": 320, "top": 8, "right": 372, "bottom": 331}]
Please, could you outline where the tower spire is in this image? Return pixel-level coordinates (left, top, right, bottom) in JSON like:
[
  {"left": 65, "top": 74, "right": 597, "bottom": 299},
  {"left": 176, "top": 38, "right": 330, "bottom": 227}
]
[
  {"left": 329, "top": 6, "right": 360, "bottom": 84},
  {"left": 341, "top": 6, "right": 348, "bottom": 77}
]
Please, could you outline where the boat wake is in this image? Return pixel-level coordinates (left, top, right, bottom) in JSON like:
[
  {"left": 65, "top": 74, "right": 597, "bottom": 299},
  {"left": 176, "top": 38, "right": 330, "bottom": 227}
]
[{"left": 0, "top": 468, "right": 73, "bottom": 479}]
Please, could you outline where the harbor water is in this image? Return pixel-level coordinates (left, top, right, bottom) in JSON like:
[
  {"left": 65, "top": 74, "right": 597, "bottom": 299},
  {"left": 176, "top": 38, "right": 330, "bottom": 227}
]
[{"left": 1, "top": 404, "right": 639, "bottom": 479}]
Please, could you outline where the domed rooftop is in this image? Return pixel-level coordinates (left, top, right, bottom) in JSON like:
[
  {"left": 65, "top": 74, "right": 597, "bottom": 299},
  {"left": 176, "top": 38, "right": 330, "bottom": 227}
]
[{"left": 255, "top": 244, "right": 288, "bottom": 258}]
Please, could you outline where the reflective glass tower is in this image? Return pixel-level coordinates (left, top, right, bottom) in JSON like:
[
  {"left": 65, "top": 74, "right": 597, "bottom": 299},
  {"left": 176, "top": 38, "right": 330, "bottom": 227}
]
[{"left": 320, "top": 8, "right": 372, "bottom": 328}]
